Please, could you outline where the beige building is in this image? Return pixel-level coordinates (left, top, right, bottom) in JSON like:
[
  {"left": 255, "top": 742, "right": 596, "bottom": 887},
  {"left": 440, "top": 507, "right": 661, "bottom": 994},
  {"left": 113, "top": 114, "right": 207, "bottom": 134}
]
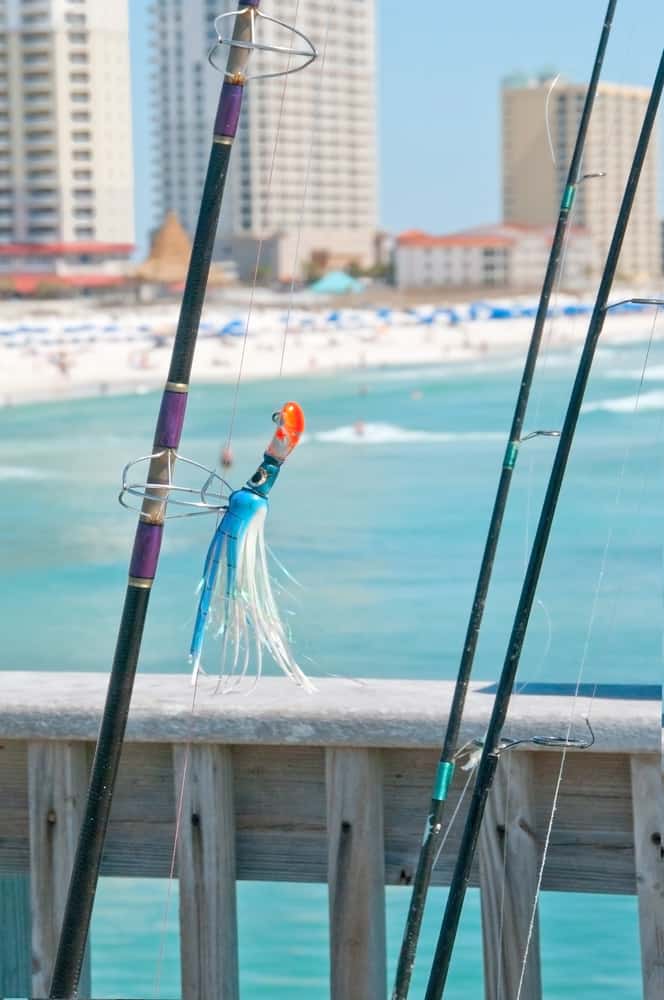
[
  {"left": 395, "top": 224, "right": 593, "bottom": 291},
  {"left": 502, "top": 75, "right": 660, "bottom": 282},
  {"left": 0, "top": 0, "right": 134, "bottom": 252},
  {"left": 150, "top": 0, "right": 378, "bottom": 281}
]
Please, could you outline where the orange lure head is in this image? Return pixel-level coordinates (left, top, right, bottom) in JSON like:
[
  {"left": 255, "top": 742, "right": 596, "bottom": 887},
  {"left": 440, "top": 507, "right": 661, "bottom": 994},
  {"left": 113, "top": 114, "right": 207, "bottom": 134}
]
[{"left": 265, "top": 401, "right": 305, "bottom": 463}]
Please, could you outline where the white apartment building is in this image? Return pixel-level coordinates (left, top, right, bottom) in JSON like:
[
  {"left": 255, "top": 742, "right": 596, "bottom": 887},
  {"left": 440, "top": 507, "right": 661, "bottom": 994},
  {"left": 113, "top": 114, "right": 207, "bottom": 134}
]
[
  {"left": 395, "top": 224, "right": 593, "bottom": 291},
  {"left": 150, "top": 0, "right": 378, "bottom": 281},
  {"left": 502, "top": 75, "right": 660, "bottom": 281},
  {"left": 0, "top": 0, "right": 134, "bottom": 259}
]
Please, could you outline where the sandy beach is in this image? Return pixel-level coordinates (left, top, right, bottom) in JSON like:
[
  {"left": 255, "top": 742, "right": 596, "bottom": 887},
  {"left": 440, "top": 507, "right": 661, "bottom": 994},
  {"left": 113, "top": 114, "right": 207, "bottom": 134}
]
[{"left": 0, "top": 294, "right": 660, "bottom": 406}]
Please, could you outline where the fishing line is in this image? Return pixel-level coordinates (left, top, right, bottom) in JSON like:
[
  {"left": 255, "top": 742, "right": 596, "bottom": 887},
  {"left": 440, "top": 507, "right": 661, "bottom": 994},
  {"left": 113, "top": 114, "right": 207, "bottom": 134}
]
[
  {"left": 544, "top": 74, "right": 561, "bottom": 167},
  {"left": 155, "top": 4, "right": 313, "bottom": 990},
  {"left": 154, "top": 672, "right": 202, "bottom": 998},
  {"left": 431, "top": 766, "right": 476, "bottom": 870},
  {"left": 278, "top": 10, "right": 331, "bottom": 376},
  {"left": 224, "top": 0, "right": 303, "bottom": 452},
  {"left": 514, "top": 303, "right": 662, "bottom": 1000},
  {"left": 493, "top": 752, "right": 514, "bottom": 1000}
]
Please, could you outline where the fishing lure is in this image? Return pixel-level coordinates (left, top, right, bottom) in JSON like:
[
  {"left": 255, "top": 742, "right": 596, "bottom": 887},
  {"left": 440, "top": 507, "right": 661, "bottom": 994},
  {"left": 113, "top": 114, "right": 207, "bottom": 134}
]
[{"left": 190, "top": 401, "right": 313, "bottom": 691}]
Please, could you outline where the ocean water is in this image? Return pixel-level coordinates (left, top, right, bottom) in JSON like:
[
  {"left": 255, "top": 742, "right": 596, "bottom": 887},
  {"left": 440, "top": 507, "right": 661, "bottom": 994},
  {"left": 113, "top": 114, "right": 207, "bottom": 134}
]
[{"left": 2, "top": 333, "right": 662, "bottom": 997}]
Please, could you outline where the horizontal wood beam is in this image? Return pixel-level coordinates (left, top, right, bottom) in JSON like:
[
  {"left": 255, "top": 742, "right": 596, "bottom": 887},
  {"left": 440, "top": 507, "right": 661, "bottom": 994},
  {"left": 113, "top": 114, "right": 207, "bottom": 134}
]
[
  {"left": 0, "top": 739, "right": 652, "bottom": 897},
  {"left": 0, "top": 673, "right": 659, "bottom": 753}
]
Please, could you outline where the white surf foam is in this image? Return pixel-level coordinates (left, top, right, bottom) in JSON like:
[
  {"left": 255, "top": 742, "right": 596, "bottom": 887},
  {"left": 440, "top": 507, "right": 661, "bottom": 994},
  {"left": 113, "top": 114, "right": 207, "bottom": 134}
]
[
  {"left": 582, "top": 390, "right": 664, "bottom": 414},
  {"left": 314, "top": 423, "right": 503, "bottom": 445},
  {"left": 604, "top": 364, "right": 664, "bottom": 382},
  {"left": 0, "top": 465, "right": 52, "bottom": 481}
]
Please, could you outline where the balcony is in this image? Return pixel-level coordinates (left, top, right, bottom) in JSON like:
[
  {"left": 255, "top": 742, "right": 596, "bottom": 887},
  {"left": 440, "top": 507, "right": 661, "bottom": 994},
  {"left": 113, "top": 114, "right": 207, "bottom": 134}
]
[
  {"left": 23, "top": 74, "right": 52, "bottom": 92},
  {"left": 27, "top": 188, "right": 57, "bottom": 204},
  {"left": 25, "top": 130, "right": 55, "bottom": 151},
  {"left": 23, "top": 92, "right": 51, "bottom": 107}
]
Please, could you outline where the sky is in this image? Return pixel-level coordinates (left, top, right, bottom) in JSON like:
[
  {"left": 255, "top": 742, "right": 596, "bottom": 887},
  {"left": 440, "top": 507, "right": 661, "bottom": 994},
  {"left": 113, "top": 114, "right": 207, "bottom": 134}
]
[{"left": 129, "top": 0, "right": 664, "bottom": 256}]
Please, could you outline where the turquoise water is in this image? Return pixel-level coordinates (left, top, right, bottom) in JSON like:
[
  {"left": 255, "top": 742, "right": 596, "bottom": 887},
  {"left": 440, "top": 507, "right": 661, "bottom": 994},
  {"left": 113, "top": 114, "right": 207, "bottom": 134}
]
[{"left": 2, "top": 335, "right": 662, "bottom": 997}]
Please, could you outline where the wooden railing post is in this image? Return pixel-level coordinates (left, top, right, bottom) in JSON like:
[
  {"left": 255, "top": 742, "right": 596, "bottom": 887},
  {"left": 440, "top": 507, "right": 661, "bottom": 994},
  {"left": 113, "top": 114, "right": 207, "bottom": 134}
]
[
  {"left": 630, "top": 754, "right": 664, "bottom": 1000},
  {"left": 0, "top": 875, "right": 31, "bottom": 995},
  {"left": 174, "top": 744, "right": 239, "bottom": 1000},
  {"left": 479, "top": 751, "right": 542, "bottom": 1000},
  {"left": 28, "top": 740, "right": 91, "bottom": 998},
  {"left": 326, "top": 747, "right": 386, "bottom": 1000}
]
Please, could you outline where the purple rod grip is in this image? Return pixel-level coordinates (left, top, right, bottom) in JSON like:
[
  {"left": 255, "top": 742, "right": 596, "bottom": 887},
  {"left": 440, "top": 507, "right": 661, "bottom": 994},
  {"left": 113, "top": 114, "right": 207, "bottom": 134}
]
[
  {"left": 215, "top": 81, "right": 244, "bottom": 139},
  {"left": 129, "top": 522, "right": 163, "bottom": 580},
  {"left": 155, "top": 390, "right": 188, "bottom": 449}
]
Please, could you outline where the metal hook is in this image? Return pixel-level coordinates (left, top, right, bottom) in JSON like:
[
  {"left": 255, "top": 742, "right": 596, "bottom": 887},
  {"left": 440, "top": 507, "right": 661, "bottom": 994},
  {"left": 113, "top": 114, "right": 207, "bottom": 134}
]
[
  {"left": 604, "top": 297, "right": 664, "bottom": 312},
  {"left": 468, "top": 716, "right": 595, "bottom": 760},
  {"left": 208, "top": 8, "right": 317, "bottom": 81},
  {"left": 520, "top": 430, "right": 561, "bottom": 442},
  {"left": 501, "top": 716, "right": 595, "bottom": 753}
]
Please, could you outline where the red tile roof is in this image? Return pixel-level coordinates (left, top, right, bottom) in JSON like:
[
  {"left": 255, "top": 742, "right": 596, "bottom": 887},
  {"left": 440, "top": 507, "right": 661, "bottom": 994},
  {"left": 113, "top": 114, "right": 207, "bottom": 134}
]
[
  {"left": 0, "top": 242, "right": 133, "bottom": 257},
  {"left": 397, "top": 223, "right": 587, "bottom": 249},
  {"left": 6, "top": 273, "right": 129, "bottom": 294}
]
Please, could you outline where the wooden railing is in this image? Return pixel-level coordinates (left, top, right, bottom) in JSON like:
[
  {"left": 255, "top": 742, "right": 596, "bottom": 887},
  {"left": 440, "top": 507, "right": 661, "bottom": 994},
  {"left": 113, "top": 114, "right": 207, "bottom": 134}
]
[{"left": 0, "top": 673, "right": 662, "bottom": 998}]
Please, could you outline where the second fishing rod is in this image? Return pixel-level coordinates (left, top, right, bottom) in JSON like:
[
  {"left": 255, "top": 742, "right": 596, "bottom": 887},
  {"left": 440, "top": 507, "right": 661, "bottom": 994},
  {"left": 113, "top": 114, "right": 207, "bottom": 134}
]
[
  {"left": 423, "top": 44, "right": 664, "bottom": 1000},
  {"left": 391, "top": 1, "right": 618, "bottom": 995}
]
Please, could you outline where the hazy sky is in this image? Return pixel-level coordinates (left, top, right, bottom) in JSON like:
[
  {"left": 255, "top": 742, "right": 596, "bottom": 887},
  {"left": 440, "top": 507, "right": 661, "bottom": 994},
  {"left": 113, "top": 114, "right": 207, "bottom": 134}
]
[{"left": 129, "top": 0, "right": 664, "bottom": 255}]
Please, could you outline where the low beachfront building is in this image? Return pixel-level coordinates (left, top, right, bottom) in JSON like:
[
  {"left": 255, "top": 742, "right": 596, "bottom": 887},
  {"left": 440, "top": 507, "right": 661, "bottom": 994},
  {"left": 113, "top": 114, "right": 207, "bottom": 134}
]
[
  {"left": 395, "top": 224, "right": 594, "bottom": 291},
  {"left": 0, "top": 241, "right": 133, "bottom": 294}
]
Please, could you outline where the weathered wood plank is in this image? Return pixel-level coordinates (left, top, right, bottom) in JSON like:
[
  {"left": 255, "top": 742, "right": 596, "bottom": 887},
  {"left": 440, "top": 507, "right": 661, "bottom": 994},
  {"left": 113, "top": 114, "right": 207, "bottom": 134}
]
[
  {"left": 0, "top": 875, "right": 31, "bottom": 996},
  {"left": 326, "top": 748, "right": 386, "bottom": 1000},
  {"left": 28, "top": 741, "right": 91, "bottom": 999},
  {"left": 479, "top": 752, "right": 542, "bottom": 1000},
  {"left": 174, "top": 745, "right": 239, "bottom": 1000},
  {"left": 630, "top": 755, "right": 664, "bottom": 1000},
  {"left": 0, "top": 674, "right": 659, "bottom": 753},
  {"left": 0, "top": 743, "right": 641, "bottom": 894}
]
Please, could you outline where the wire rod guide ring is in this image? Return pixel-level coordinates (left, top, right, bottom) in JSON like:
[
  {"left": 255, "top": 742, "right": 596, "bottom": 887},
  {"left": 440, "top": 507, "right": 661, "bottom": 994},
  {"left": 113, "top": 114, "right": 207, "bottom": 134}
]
[
  {"left": 119, "top": 452, "right": 231, "bottom": 519},
  {"left": 208, "top": 8, "right": 317, "bottom": 80}
]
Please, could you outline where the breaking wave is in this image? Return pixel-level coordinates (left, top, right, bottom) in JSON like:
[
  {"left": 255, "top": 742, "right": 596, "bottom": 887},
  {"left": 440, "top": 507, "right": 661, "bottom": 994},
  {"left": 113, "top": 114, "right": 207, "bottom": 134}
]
[
  {"left": 582, "top": 390, "right": 664, "bottom": 414},
  {"left": 0, "top": 465, "right": 52, "bottom": 480},
  {"left": 314, "top": 423, "right": 503, "bottom": 445},
  {"left": 604, "top": 364, "right": 664, "bottom": 382}
]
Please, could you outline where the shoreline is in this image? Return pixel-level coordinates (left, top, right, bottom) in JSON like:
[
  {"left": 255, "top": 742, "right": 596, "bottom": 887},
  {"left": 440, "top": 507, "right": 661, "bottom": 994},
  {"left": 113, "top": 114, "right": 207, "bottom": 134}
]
[{"left": 1, "top": 305, "right": 660, "bottom": 408}]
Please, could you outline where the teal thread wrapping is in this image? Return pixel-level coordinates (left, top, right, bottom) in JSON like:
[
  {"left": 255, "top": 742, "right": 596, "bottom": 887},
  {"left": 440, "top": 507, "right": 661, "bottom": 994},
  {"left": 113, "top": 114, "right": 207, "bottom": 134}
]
[
  {"left": 433, "top": 761, "right": 455, "bottom": 802},
  {"left": 561, "top": 184, "right": 576, "bottom": 211},
  {"left": 503, "top": 440, "right": 519, "bottom": 470}
]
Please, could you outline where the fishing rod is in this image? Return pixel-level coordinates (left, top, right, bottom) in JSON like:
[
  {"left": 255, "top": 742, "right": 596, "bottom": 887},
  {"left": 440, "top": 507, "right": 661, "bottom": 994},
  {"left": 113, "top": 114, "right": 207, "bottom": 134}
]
[
  {"left": 423, "top": 47, "right": 664, "bottom": 1000},
  {"left": 391, "top": 2, "right": 618, "bottom": 995},
  {"left": 48, "top": 5, "right": 315, "bottom": 997}
]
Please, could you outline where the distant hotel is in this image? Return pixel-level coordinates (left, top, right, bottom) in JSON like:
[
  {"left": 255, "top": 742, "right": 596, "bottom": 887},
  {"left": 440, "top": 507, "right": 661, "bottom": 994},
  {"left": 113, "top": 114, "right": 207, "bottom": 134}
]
[
  {"left": 0, "top": 0, "right": 134, "bottom": 285},
  {"left": 149, "top": 0, "right": 378, "bottom": 281},
  {"left": 397, "top": 74, "right": 660, "bottom": 291},
  {"left": 502, "top": 74, "right": 660, "bottom": 282},
  {"left": 395, "top": 224, "right": 592, "bottom": 290}
]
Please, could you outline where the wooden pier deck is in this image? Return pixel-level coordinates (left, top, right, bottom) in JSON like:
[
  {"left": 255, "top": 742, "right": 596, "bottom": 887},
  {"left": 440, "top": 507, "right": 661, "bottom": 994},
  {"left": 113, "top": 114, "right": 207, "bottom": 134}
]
[{"left": 0, "top": 672, "right": 661, "bottom": 998}]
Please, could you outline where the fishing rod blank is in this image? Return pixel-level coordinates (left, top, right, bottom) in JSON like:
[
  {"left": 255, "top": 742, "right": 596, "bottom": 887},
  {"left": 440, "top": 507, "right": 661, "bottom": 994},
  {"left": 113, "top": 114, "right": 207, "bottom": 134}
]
[
  {"left": 391, "top": 2, "right": 618, "bottom": 995},
  {"left": 48, "top": 5, "right": 316, "bottom": 996},
  {"left": 424, "top": 46, "right": 664, "bottom": 1000}
]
